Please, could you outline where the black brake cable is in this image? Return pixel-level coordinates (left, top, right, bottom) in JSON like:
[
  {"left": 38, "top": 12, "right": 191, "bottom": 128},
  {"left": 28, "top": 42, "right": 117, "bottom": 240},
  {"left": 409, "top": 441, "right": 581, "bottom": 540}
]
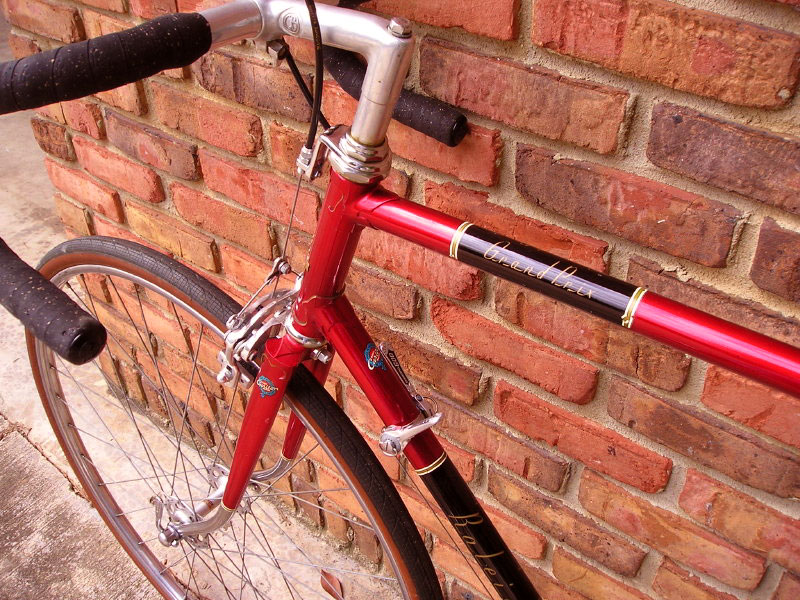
[
  {"left": 303, "top": 0, "right": 325, "bottom": 147},
  {"left": 285, "top": 50, "right": 329, "bottom": 130}
]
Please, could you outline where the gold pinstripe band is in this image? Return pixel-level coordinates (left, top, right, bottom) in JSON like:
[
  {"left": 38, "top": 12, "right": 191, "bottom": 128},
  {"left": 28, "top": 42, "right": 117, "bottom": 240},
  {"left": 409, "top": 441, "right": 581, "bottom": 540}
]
[
  {"left": 449, "top": 222, "right": 473, "bottom": 259},
  {"left": 414, "top": 452, "right": 447, "bottom": 475},
  {"left": 621, "top": 287, "right": 647, "bottom": 328}
]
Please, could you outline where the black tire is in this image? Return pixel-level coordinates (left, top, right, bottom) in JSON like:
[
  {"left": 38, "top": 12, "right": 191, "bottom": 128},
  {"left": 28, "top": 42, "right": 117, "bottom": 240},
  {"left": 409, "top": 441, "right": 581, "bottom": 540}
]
[{"left": 27, "top": 236, "right": 443, "bottom": 600}]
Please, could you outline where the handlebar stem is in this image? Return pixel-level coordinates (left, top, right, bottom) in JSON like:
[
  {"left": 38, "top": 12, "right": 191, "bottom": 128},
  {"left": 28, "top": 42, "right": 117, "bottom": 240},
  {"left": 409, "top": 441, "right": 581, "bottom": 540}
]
[{"left": 201, "top": 0, "right": 413, "bottom": 147}]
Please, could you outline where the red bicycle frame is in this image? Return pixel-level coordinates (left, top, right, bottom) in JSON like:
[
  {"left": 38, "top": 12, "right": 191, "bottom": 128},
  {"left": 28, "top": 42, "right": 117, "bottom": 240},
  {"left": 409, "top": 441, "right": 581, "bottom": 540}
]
[{"left": 221, "top": 169, "right": 800, "bottom": 600}]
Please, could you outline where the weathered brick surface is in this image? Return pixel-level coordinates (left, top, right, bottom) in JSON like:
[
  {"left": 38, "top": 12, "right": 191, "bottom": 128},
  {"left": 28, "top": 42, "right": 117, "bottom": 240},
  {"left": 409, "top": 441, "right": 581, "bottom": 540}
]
[
  {"left": 648, "top": 104, "right": 800, "bottom": 216},
  {"left": 751, "top": 218, "right": 800, "bottom": 301},
  {"left": 73, "top": 137, "right": 164, "bottom": 203},
  {"left": 702, "top": 366, "right": 800, "bottom": 450},
  {"left": 652, "top": 559, "right": 738, "bottom": 600},
  {"left": 7, "top": 32, "right": 41, "bottom": 59},
  {"left": 105, "top": 110, "right": 199, "bottom": 180},
  {"left": 533, "top": 0, "right": 800, "bottom": 107},
  {"left": 31, "top": 117, "right": 73, "bottom": 161},
  {"left": 552, "top": 547, "right": 653, "bottom": 600},
  {"left": 774, "top": 572, "right": 800, "bottom": 600},
  {"left": 434, "top": 298, "right": 598, "bottom": 403},
  {"left": 425, "top": 181, "right": 608, "bottom": 272},
  {"left": 439, "top": 396, "right": 569, "bottom": 492},
  {"left": 5, "top": 0, "right": 84, "bottom": 43},
  {"left": 421, "top": 39, "right": 628, "bottom": 155},
  {"left": 521, "top": 564, "right": 591, "bottom": 600},
  {"left": 495, "top": 279, "right": 690, "bottom": 391},
  {"left": 129, "top": 0, "right": 176, "bottom": 19},
  {"left": 516, "top": 145, "right": 740, "bottom": 266},
  {"left": 322, "top": 82, "right": 502, "bottom": 186},
  {"left": 194, "top": 51, "right": 311, "bottom": 122},
  {"left": 608, "top": 376, "right": 800, "bottom": 499},
  {"left": 219, "top": 243, "right": 272, "bottom": 294},
  {"left": 62, "top": 100, "right": 104, "bottom": 140},
  {"left": 580, "top": 470, "right": 767, "bottom": 590},
  {"left": 53, "top": 193, "right": 92, "bottom": 236},
  {"left": 171, "top": 183, "right": 274, "bottom": 258},
  {"left": 151, "top": 82, "right": 263, "bottom": 157},
  {"left": 124, "top": 200, "right": 218, "bottom": 271},
  {"left": 345, "top": 264, "right": 418, "bottom": 320},
  {"left": 679, "top": 469, "right": 800, "bottom": 575},
  {"left": 495, "top": 380, "right": 672, "bottom": 491},
  {"left": 365, "top": 0, "right": 518, "bottom": 40},
  {"left": 79, "top": 0, "right": 126, "bottom": 13},
  {"left": 628, "top": 256, "right": 800, "bottom": 347},
  {"left": 357, "top": 229, "right": 482, "bottom": 300},
  {"left": 488, "top": 468, "right": 646, "bottom": 576},
  {"left": 198, "top": 149, "right": 318, "bottom": 233},
  {"left": 45, "top": 158, "right": 122, "bottom": 222}
]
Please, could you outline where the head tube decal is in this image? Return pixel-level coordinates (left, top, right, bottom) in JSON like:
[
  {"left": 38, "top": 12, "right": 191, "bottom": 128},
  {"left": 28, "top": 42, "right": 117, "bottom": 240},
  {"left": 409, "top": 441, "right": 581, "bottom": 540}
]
[
  {"left": 256, "top": 375, "right": 279, "bottom": 398},
  {"left": 364, "top": 342, "right": 387, "bottom": 371}
]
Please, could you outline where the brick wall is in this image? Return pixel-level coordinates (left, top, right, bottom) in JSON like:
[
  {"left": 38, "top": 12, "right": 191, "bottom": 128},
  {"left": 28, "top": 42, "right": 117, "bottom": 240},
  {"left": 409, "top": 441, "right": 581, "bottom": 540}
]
[{"left": 4, "top": 0, "right": 800, "bottom": 598}]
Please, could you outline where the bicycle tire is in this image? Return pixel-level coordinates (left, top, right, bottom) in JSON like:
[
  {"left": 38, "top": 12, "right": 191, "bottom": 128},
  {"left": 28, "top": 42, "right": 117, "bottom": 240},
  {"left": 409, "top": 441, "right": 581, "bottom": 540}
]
[{"left": 26, "top": 235, "right": 442, "bottom": 600}]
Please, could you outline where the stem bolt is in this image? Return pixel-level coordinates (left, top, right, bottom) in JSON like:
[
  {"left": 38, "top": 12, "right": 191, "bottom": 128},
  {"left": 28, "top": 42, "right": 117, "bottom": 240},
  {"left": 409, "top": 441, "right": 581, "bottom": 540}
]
[{"left": 388, "top": 17, "right": 412, "bottom": 38}]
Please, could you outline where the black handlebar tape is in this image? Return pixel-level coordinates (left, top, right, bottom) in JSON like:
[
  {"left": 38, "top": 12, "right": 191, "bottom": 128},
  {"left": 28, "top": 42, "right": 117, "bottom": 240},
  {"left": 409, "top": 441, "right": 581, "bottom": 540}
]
[
  {"left": 0, "top": 238, "right": 106, "bottom": 365},
  {"left": 0, "top": 12, "right": 212, "bottom": 115},
  {"left": 323, "top": 46, "right": 468, "bottom": 147}
]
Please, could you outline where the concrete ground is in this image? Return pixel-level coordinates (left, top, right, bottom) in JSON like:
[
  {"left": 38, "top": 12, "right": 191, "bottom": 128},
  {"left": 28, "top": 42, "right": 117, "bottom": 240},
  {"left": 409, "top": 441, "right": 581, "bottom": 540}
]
[{"left": 0, "top": 16, "right": 159, "bottom": 599}]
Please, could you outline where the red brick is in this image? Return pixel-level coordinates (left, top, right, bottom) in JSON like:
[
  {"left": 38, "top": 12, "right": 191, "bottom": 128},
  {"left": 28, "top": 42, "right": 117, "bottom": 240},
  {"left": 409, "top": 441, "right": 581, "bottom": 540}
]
[
  {"left": 488, "top": 468, "right": 646, "bottom": 576},
  {"left": 171, "top": 183, "right": 274, "bottom": 258},
  {"left": 176, "top": 0, "right": 222, "bottom": 10},
  {"left": 652, "top": 559, "right": 737, "bottom": 600},
  {"left": 751, "top": 218, "right": 800, "bottom": 301},
  {"left": 581, "top": 470, "right": 766, "bottom": 590},
  {"left": 345, "top": 264, "right": 418, "bottom": 320},
  {"left": 73, "top": 137, "right": 164, "bottom": 203},
  {"left": 93, "top": 217, "right": 160, "bottom": 252},
  {"left": 365, "top": 0, "right": 518, "bottom": 40},
  {"left": 198, "top": 149, "right": 317, "bottom": 232},
  {"left": 360, "top": 312, "right": 482, "bottom": 405},
  {"left": 774, "top": 572, "right": 800, "bottom": 600},
  {"left": 433, "top": 298, "right": 598, "bottom": 404},
  {"left": 430, "top": 539, "right": 488, "bottom": 593},
  {"left": 53, "top": 193, "right": 92, "bottom": 236},
  {"left": 520, "top": 564, "right": 591, "bottom": 600},
  {"left": 607, "top": 376, "right": 800, "bottom": 499},
  {"left": 322, "top": 82, "right": 502, "bottom": 186},
  {"left": 628, "top": 256, "right": 800, "bottom": 347},
  {"left": 79, "top": 0, "right": 125, "bottom": 13},
  {"left": 62, "top": 100, "right": 104, "bottom": 139},
  {"left": 105, "top": 110, "right": 199, "bottom": 180},
  {"left": 494, "top": 380, "right": 672, "bottom": 492},
  {"left": 425, "top": 181, "right": 607, "bottom": 272},
  {"left": 124, "top": 200, "right": 218, "bottom": 271},
  {"left": 533, "top": 0, "right": 800, "bottom": 107},
  {"left": 439, "top": 396, "right": 569, "bottom": 492},
  {"left": 129, "top": 0, "right": 176, "bottom": 19},
  {"left": 45, "top": 159, "right": 122, "bottom": 222},
  {"left": 5, "top": 0, "right": 84, "bottom": 43},
  {"left": 420, "top": 39, "right": 628, "bottom": 154},
  {"left": 357, "top": 229, "right": 482, "bottom": 300},
  {"left": 516, "top": 145, "right": 741, "bottom": 267},
  {"left": 218, "top": 243, "right": 273, "bottom": 294},
  {"left": 7, "top": 32, "right": 41, "bottom": 59},
  {"left": 495, "top": 280, "right": 690, "bottom": 391},
  {"left": 701, "top": 366, "right": 800, "bottom": 450},
  {"left": 151, "top": 82, "right": 262, "bottom": 157},
  {"left": 552, "top": 548, "right": 653, "bottom": 600},
  {"left": 31, "top": 117, "right": 73, "bottom": 161},
  {"left": 648, "top": 104, "right": 800, "bottom": 216},
  {"left": 484, "top": 504, "right": 547, "bottom": 561},
  {"left": 679, "top": 469, "right": 800, "bottom": 575},
  {"left": 194, "top": 51, "right": 311, "bottom": 122}
]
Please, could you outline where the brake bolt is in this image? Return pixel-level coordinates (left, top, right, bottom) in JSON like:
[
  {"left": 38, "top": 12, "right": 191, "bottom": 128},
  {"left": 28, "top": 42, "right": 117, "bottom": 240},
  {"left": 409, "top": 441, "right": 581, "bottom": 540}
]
[{"left": 388, "top": 17, "right": 412, "bottom": 38}]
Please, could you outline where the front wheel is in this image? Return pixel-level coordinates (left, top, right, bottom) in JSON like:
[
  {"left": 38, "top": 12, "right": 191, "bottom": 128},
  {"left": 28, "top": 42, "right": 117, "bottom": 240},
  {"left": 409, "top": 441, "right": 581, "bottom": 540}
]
[{"left": 27, "top": 236, "right": 442, "bottom": 600}]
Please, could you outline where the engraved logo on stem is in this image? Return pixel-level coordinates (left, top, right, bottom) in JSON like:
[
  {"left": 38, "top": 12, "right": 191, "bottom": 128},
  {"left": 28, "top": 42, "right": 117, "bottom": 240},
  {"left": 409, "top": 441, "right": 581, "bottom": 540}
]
[
  {"left": 364, "top": 343, "right": 387, "bottom": 371},
  {"left": 257, "top": 375, "right": 278, "bottom": 398},
  {"left": 280, "top": 11, "right": 301, "bottom": 35}
]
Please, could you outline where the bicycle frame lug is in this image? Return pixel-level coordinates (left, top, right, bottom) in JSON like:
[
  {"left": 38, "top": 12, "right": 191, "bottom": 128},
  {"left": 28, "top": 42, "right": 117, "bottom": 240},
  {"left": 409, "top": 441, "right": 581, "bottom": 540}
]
[
  {"left": 379, "top": 412, "right": 442, "bottom": 457},
  {"left": 320, "top": 125, "right": 392, "bottom": 184}
]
